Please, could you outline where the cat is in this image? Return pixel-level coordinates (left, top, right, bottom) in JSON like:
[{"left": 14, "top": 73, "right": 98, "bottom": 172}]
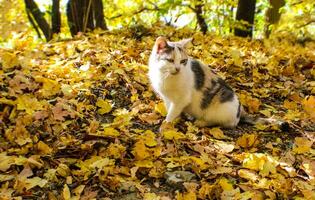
[
  {"left": 148, "top": 37, "right": 241, "bottom": 128},
  {"left": 148, "top": 37, "right": 289, "bottom": 130}
]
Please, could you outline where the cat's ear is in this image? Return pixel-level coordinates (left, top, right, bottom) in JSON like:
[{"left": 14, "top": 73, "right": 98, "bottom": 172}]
[
  {"left": 178, "top": 38, "right": 192, "bottom": 48},
  {"left": 155, "top": 36, "right": 168, "bottom": 54}
]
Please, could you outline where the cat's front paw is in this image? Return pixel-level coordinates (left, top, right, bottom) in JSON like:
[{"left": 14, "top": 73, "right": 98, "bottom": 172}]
[{"left": 159, "top": 120, "right": 175, "bottom": 133}]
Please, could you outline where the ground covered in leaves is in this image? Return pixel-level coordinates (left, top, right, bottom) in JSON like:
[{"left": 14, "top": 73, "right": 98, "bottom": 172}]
[{"left": 0, "top": 26, "right": 314, "bottom": 200}]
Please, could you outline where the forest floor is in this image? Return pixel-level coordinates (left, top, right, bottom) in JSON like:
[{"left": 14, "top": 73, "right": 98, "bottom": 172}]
[{"left": 0, "top": 25, "right": 314, "bottom": 200}]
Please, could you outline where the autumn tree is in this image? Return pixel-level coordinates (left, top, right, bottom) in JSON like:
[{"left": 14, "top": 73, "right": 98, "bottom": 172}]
[{"left": 234, "top": 0, "right": 256, "bottom": 38}]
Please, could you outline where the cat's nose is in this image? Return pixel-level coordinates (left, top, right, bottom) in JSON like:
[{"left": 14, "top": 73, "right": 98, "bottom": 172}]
[{"left": 175, "top": 67, "right": 180, "bottom": 72}]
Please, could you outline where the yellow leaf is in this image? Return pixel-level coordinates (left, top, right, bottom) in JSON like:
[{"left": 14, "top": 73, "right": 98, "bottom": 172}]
[
  {"left": 198, "top": 182, "right": 214, "bottom": 199},
  {"left": 293, "top": 137, "right": 313, "bottom": 154},
  {"left": 106, "top": 143, "right": 126, "bottom": 159},
  {"left": 155, "top": 102, "right": 167, "bottom": 117},
  {"left": 0, "top": 51, "right": 19, "bottom": 70},
  {"left": 238, "top": 169, "right": 259, "bottom": 181},
  {"left": 35, "top": 76, "right": 61, "bottom": 97},
  {"left": 56, "top": 163, "right": 71, "bottom": 177},
  {"left": 242, "top": 153, "right": 265, "bottom": 171},
  {"left": 0, "top": 98, "right": 16, "bottom": 105},
  {"left": 176, "top": 190, "right": 197, "bottom": 200},
  {"left": 283, "top": 100, "right": 297, "bottom": 110},
  {"left": 142, "top": 130, "right": 157, "bottom": 147},
  {"left": 302, "top": 96, "right": 315, "bottom": 122},
  {"left": 24, "top": 177, "right": 48, "bottom": 190},
  {"left": 236, "top": 134, "right": 259, "bottom": 148},
  {"left": 0, "top": 153, "right": 15, "bottom": 172},
  {"left": 62, "top": 184, "right": 71, "bottom": 200},
  {"left": 242, "top": 153, "right": 278, "bottom": 177},
  {"left": 209, "top": 127, "right": 226, "bottom": 139},
  {"left": 73, "top": 185, "right": 85, "bottom": 197},
  {"left": 96, "top": 99, "right": 112, "bottom": 114},
  {"left": 163, "top": 130, "right": 185, "bottom": 140},
  {"left": 132, "top": 141, "right": 151, "bottom": 160},
  {"left": 37, "top": 141, "right": 53, "bottom": 155},
  {"left": 135, "top": 160, "right": 154, "bottom": 168},
  {"left": 144, "top": 193, "right": 160, "bottom": 200},
  {"left": 99, "top": 127, "right": 119, "bottom": 137},
  {"left": 218, "top": 177, "right": 233, "bottom": 191},
  {"left": 16, "top": 95, "right": 45, "bottom": 115}
]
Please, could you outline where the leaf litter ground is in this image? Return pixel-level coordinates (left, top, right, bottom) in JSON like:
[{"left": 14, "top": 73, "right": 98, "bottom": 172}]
[{"left": 0, "top": 26, "right": 314, "bottom": 199}]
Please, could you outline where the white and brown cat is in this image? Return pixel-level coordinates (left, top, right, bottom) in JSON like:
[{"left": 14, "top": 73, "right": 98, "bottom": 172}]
[{"left": 148, "top": 37, "right": 288, "bottom": 129}]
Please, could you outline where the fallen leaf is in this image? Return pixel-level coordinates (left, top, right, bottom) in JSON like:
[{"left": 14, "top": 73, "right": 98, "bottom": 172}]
[
  {"left": 163, "top": 130, "right": 185, "bottom": 140},
  {"left": 155, "top": 102, "right": 167, "bottom": 117},
  {"left": 209, "top": 127, "right": 226, "bottom": 139},
  {"left": 293, "top": 137, "right": 313, "bottom": 154},
  {"left": 236, "top": 134, "right": 259, "bottom": 148},
  {"left": 96, "top": 98, "right": 112, "bottom": 114}
]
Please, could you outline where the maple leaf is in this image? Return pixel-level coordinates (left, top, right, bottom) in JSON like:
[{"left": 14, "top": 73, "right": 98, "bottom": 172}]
[
  {"left": 236, "top": 133, "right": 259, "bottom": 148},
  {"left": 292, "top": 137, "right": 313, "bottom": 154},
  {"left": 132, "top": 140, "right": 151, "bottom": 160},
  {"left": 218, "top": 177, "right": 233, "bottom": 191},
  {"left": 302, "top": 96, "right": 315, "bottom": 121},
  {"left": 96, "top": 98, "right": 112, "bottom": 114},
  {"left": 144, "top": 193, "right": 160, "bottom": 200},
  {"left": 242, "top": 153, "right": 278, "bottom": 177},
  {"left": 35, "top": 76, "right": 61, "bottom": 97},
  {"left": 163, "top": 130, "right": 186, "bottom": 140},
  {"left": 155, "top": 102, "right": 167, "bottom": 116},
  {"left": 0, "top": 51, "right": 19, "bottom": 71},
  {"left": 106, "top": 143, "right": 126, "bottom": 159},
  {"left": 140, "top": 130, "right": 157, "bottom": 147},
  {"left": 176, "top": 190, "right": 197, "bottom": 200},
  {"left": 209, "top": 127, "right": 227, "bottom": 139},
  {"left": 16, "top": 94, "right": 45, "bottom": 115},
  {"left": 36, "top": 141, "right": 53, "bottom": 155},
  {"left": 0, "top": 153, "right": 15, "bottom": 172},
  {"left": 97, "top": 127, "right": 120, "bottom": 137}
]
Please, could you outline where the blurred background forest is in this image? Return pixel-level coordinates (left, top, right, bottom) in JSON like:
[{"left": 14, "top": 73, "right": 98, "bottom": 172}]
[{"left": 0, "top": 0, "right": 314, "bottom": 45}]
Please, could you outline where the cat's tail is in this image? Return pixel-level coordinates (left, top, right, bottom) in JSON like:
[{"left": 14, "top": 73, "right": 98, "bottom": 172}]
[{"left": 239, "top": 106, "right": 290, "bottom": 131}]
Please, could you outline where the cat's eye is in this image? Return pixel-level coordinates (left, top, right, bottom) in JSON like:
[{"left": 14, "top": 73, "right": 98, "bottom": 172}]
[
  {"left": 166, "top": 58, "right": 174, "bottom": 63},
  {"left": 180, "top": 59, "right": 188, "bottom": 65}
]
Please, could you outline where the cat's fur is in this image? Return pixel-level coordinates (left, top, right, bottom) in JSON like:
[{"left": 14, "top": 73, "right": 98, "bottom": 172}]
[{"left": 148, "top": 37, "right": 241, "bottom": 128}]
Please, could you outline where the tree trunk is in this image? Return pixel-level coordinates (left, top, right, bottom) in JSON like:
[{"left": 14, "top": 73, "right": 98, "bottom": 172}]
[
  {"left": 93, "top": 0, "right": 107, "bottom": 30},
  {"left": 264, "top": 0, "right": 285, "bottom": 38},
  {"left": 235, "top": 0, "right": 256, "bottom": 38},
  {"left": 194, "top": 0, "right": 208, "bottom": 34},
  {"left": 24, "top": 0, "right": 52, "bottom": 41},
  {"left": 67, "top": 0, "right": 105, "bottom": 36},
  {"left": 67, "top": 0, "right": 83, "bottom": 36},
  {"left": 52, "top": 0, "right": 61, "bottom": 34}
]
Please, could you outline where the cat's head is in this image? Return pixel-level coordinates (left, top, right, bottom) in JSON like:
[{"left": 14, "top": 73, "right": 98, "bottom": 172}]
[{"left": 150, "top": 37, "right": 192, "bottom": 75}]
